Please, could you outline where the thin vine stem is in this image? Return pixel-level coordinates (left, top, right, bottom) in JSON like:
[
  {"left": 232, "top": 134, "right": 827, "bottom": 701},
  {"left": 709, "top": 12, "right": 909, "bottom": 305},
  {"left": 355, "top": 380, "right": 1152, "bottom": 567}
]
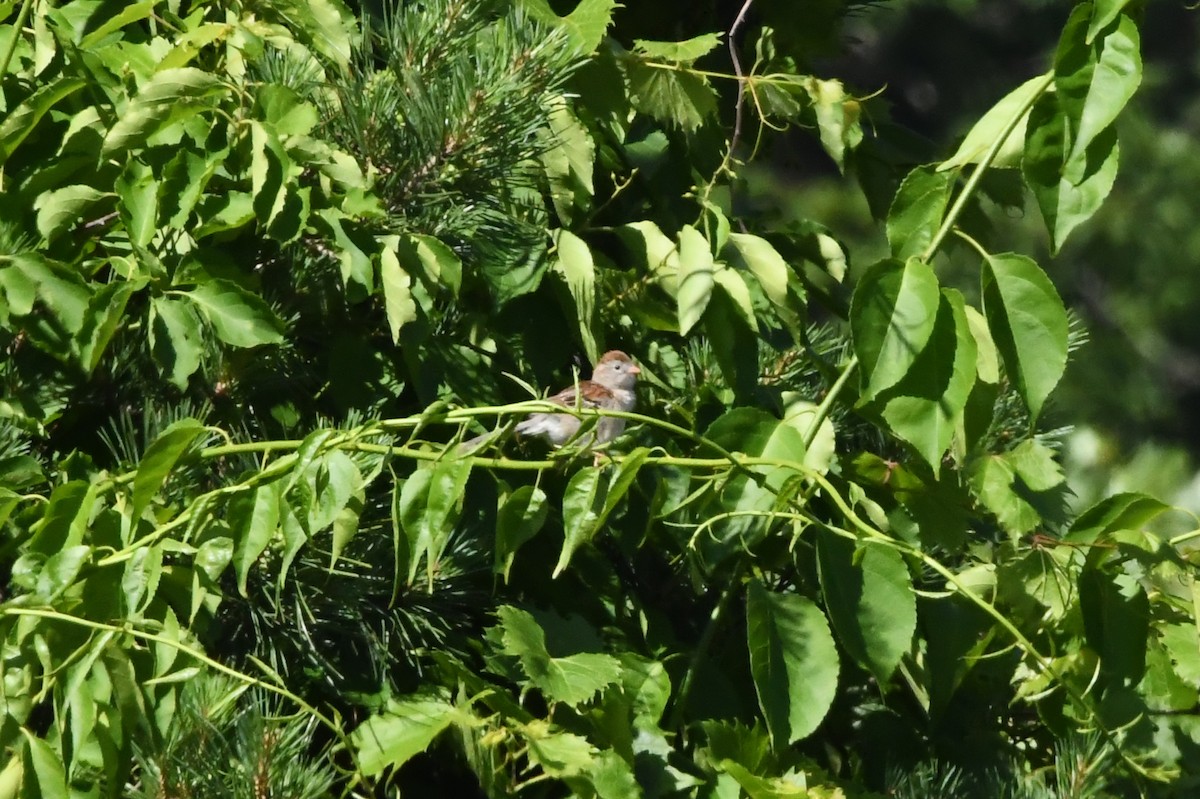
[
  {"left": 803, "top": 355, "right": 858, "bottom": 450},
  {"left": 0, "top": 0, "right": 35, "bottom": 80},
  {"left": 0, "top": 606, "right": 365, "bottom": 774}
]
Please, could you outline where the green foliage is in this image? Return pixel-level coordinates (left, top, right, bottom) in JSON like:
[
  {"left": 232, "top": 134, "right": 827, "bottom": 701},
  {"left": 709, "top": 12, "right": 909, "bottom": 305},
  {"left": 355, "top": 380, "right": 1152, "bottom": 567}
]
[{"left": 1, "top": 0, "right": 1196, "bottom": 797}]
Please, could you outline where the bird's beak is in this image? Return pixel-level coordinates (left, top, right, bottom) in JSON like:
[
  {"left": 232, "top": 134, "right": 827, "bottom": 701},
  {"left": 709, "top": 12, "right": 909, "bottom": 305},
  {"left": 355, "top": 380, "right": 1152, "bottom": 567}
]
[{"left": 628, "top": 364, "right": 641, "bottom": 375}]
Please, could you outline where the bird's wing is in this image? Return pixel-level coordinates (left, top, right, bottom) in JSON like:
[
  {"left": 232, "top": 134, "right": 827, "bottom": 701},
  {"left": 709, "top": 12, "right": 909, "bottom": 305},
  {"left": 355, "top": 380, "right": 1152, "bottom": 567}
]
[{"left": 548, "top": 380, "right": 614, "bottom": 409}]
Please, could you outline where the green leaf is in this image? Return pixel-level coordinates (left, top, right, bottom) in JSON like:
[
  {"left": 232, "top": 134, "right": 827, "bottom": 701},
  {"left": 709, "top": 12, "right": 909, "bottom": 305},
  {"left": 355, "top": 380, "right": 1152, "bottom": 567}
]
[
  {"left": 497, "top": 606, "right": 621, "bottom": 706},
  {"left": 34, "top": 184, "right": 111, "bottom": 242},
  {"left": 869, "top": 289, "right": 977, "bottom": 472},
  {"left": 705, "top": 408, "right": 807, "bottom": 514},
  {"left": 330, "top": 474, "right": 366, "bottom": 569},
  {"left": 576, "top": 750, "right": 641, "bottom": 799},
  {"left": 102, "top": 67, "right": 226, "bottom": 156},
  {"left": 781, "top": 397, "right": 836, "bottom": 475},
  {"left": 746, "top": 579, "right": 839, "bottom": 747},
  {"left": 712, "top": 268, "right": 757, "bottom": 331},
  {"left": 1087, "top": 0, "right": 1135, "bottom": 43},
  {"left": 939, "top": 74, "right": 1050, "bottom": 172},
  {"left": 1006, "top": 439, "right": 1064, "bottom": 492},
  {"left": 963, "top": 304, "right": 1000, "bottom": 384},
  {"left": 553, "top": 229, "right": 600, "bottom": 363},
  {"left": 352, "top": 694, "right": 457, "bottom": 775},
  {"left": 1065, "top": 492, "right": 1171, "bottom": 544},
  {"left": 395, "top": 233, "right": 462, "bottom": 297},
  {"left": 495, "top": 486, "right": 549, "bottom": 582},
  {"left": 706, "top": 285, "right": 759, "bottom": 401},
  {"left": 1023, "top": 5, "right": 1136, "bottom": 252},
  {"left": 230, "top": 482, "right": 281, "bottom": 597},
  {"left": 722, "top": 233, "right": 801, "bottom": 326},
  {"left": 182, "top": 278, "right": 285, "bottom": 348},
  {"left": 619, "top": 220, "right": 679, "bottom": 292},
  {"left": 402, "top": 460, "right": 472, "bottom": 586},
  {"left": 526, "top": 728, "right": 596, "bottom": 777},
  {"left": 1080, "top": 567, "right": 1149, "bottom": 684},
  {"left": 301, "top": 450, "right": 365, "bottom": 566},
  {"left": 115, "top": 159, "right": 159, "bottom": 247},
  {"left": 20, "top": 730, "right": 68, "bottom": 799},
  {"left": 122, "top": 545, "right": 163, "bottom": 615},
  {"left": 981, "top": 253, "right": 1068, "bottom": 418},
  {"left": 76, "top": 281, "right": 134, "bottom": 373},
  {"left": 817, "top": 534, "right": 916, "bottom": 684},
  {"left": 851, "top": 258, "right": 941, "bottom": 402},
  {"left": 556, "top": 466, "right": 605, "bottom": 578},
  {"left": 804, "top": 77, "right": 863, "bottom": 173},
  {"left": 718, "top": 759, "right": 809, "bottom": 798},
  {"left": 35, "top": 545, "right": 92, "bottom": 602},
  {"left": 676, "top": 225, "right": 714, "bottom": 335},
  {"left": 257, "top": 86, "right": 319, "bottom": 139},
  {"left": 626, "top": 60, "right": 718, "bottom": 132},
  {"left": 886, "top": 166, "right": 953, "bottom": 260},
  {"left": 555, "top": 449, "right": 649, "bottom": 575},
  {"left": 29, "top": 481, "right": 94, "bottom": 556},
  {"left": 194, "top": 191, "right": 255, "bottom": 238},
  {"left": 132, "top": 418, "right": 205, "bottom": 520},
  {"left": 249, "top": 120, "right": 303, "bottom": 240},
  {"left": 634, "top": 33, "right": 722, "bottom": 62},
  {"left": 0, "top": 255, "right": 90, "bottom": 336},
  {"left": 1023, "top": 95, "right": 1119, "bottom": 252},
  {"left": 0, "top": 77, "right": 86, "bottom": 165},
  {"left": 149, "top": 296, "right": 204, "bottom": 388},
  {"left": 380, "top": 244, "right": 418, "bottom": 343},
  {"left": 1058, "top": 11, "right": 1141, "bottom": 174},
  {"left": 968, "top": 455, "right": 1039, "bottom": 538},
  {"left": 542, "top": 98, "right": 595, "bottom": 226},
  {"left": 521, "top": 0, "right": 616, "bottom": 52},
  {"left": 78, "top": 1, "right": 156, "bottom": 47}
]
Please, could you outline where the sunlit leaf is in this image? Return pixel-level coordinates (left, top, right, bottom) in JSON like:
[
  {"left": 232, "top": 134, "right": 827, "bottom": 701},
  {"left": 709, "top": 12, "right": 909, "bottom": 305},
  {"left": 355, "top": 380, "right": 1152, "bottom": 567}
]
[
  {"left": 746, "top": 579, "right": 839, "bottom": 747},
  {"left": 886, "top": 166, "right": 953, "bottom": 260},
  {"left": 817, "top": 534, "right": 916, "bottom": 684},
  {"left": 557, "top": 466, "right": 605, "bottom": 578},
  {"left": 869, "top": 289, "right": 977, "bottom": 472},
  {"left": 1065, "top": 492, "right": 1171, "bottom": 544},
  {"left": 352, "top": 694, "right": 457, "bottom": 775},
  {"left": 380, "top": 245, "right": 418, "bottom": 343},
  {"left": 634, "top": 33, "right": 722, "bottom": 62},
  {"left": 851, "top": 258, "right": 941, "bottom": 403},
  {"left": 0, "top": 77, "right": 86, "bottom": 165},
  {"left": 939, "top": 74, "right": 1050, "bottom": 172},
  {"left": 495, "top": 486, "right": 549, "bottom": 582},
  {"left": 34, "top": 184, "right": 112, "bottom": 242},
  {"left": 497, "top": 606, "right": 621, "bottom": 706},
  {"left": 553, "top": 229, "right": 600, "bottom": 363},
  {"left": 132, "top": 418, "right": 205, "bottom": 520},
  {"left": 521, "top": 0, "right": 616, "bottom": 52},
  {"left": 401, "top": 460, "right": 472, "bottom": 586},
  {"left": 149, "top": 296, "right": 204, "bottom": 388},
  {"left": 182, "top": 278, "right": 285, "bottom": 348},
  {"left": 542, "top": 98, "right": 595, "bottom": 226},
  {"left": 115, "top": 159, "right": 159, "bottom": 247},
  {"left": 981, "top": 253, "right": 1068, "bottom": 419},
  {"left": 77, "top": 281, "right": 134, "bottom": 373},
  {"left": 101, "top": 67, "right": 226, "bottom": 156},
  {"left": 230, "top": 482, "right": 282, "bottom": 596},
  {"left": 625, "top": 60, "right": 718, "bottom": 132},
  {"left": 676, "top": 225, "right": 714, "bottom": 335}
]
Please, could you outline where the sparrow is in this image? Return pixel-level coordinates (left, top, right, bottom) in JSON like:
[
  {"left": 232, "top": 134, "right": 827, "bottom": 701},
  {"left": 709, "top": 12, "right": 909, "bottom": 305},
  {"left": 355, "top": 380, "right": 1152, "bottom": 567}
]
[{"left": 459, "top": 350, "right": 641, "bottom": 453}]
